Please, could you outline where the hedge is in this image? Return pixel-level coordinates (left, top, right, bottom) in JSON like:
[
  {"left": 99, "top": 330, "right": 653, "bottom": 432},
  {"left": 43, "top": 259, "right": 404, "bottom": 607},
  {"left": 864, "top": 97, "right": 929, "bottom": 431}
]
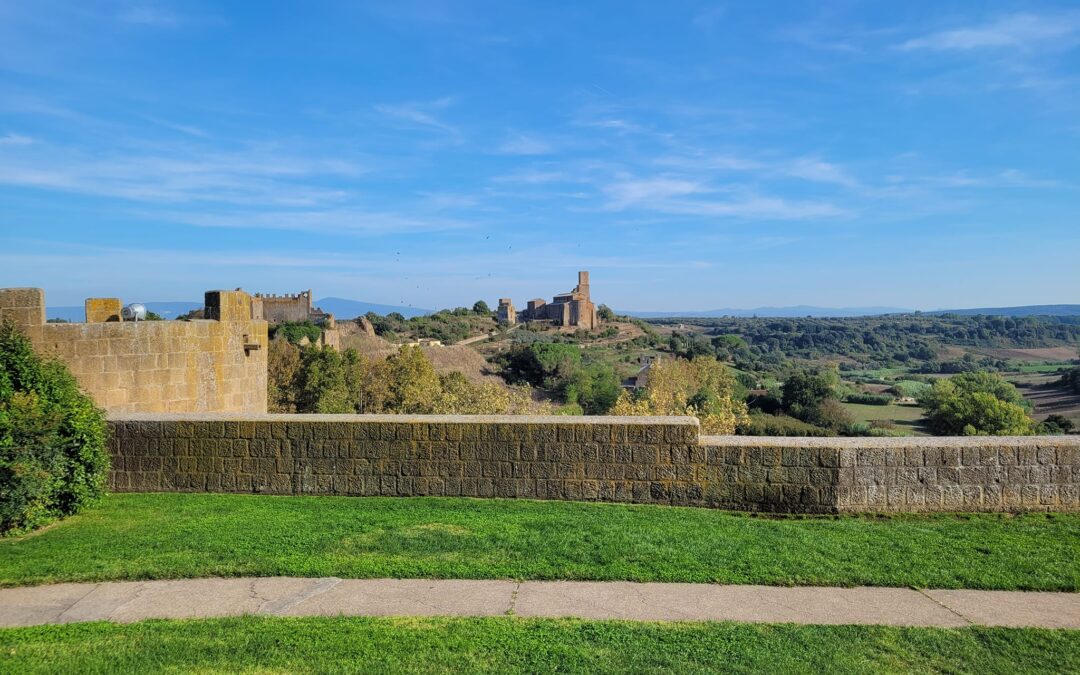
[{"left": 0, "top": 321, "right": 109, "bottom": 534}]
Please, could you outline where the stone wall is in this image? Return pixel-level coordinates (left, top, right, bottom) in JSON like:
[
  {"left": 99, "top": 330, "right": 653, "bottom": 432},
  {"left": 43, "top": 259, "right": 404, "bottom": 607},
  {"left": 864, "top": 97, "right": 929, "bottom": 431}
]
[
  {"left": 1, "top": 288, "right": 268, "bottom": 414},
  {"left": 699, "top": 435, "right": 1079, "bottom": 513},
  {"left": 107, "top": 414, "right": 1080, "bottom": 513}
]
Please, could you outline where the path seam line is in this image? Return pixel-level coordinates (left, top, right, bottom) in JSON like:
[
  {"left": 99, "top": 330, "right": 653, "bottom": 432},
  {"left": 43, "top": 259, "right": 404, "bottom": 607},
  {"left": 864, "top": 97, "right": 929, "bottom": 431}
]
[
  {"left": 506, "top": 582, "right": 521, "bottom": 616},
  {"left": 261, "top": 577, "right": 343, "bottom": 616},
  {"left": 915, "top": 588, "right": 974, "bottom": 626},
  {"left": 54, "top": 583, "right": 101, "bottom": 623}
]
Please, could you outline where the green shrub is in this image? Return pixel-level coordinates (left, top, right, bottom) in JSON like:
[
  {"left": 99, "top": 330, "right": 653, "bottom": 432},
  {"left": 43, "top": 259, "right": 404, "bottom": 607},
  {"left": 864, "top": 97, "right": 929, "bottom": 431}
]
[
  {"left": 920, "top": 372, "right": 1035, "bottom": 436},
  {"left": 269, "top": 321, "right": 323, "bottom": 345},
  {"left": 738, "top": 412, "right": 831, "bottom": 437},
  {"left": 1060, "top": 367, "right": 1080, "bottom": 395},
  {"left": 889, "top": 380, "right": 932, "bottom": 399},
  {"left": 846, "top": 421, "right": 911, "bottom": 437},
  {"left": 0, "top": 321, "right": 109, "bottom": 534},
  {"left": 845, "top": 392, "right": 894, "bottom": 406}
]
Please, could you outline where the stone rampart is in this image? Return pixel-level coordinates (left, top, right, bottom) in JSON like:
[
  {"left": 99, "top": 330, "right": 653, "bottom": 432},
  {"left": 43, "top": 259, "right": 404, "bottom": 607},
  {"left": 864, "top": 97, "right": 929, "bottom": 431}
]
[
  {"left": 107, "top": 414, "right": 1080, "bottom": 513},
  {"left": 1, "top": 288, "right": 267, "bottom": 414}
]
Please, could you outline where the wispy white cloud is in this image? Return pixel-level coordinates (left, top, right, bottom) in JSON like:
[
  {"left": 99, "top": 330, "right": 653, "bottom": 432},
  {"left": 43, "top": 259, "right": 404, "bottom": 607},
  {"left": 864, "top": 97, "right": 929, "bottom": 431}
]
[
  {"left": 0, "top": 133, "right": 34, "bottom": 146},
  {"left": 782, "top": 158, "right": 857, "bottom": 187},
  {"left": 118, "top": 5, "right": 181, "bottom": 27},
  {"left": 602, "top": 175, "right": 845, "bottom": 220},
  {"left": 150, "top": 208, "right": 471, "bottom": 236},
  {"left": 144, "top": 116, "right": 209, "bottom": 138},
  {"left": 884, "top": 169, "right": 1060, "bottom": 190},
  {"left": 580, "top": 118, "right": 645, "bottom": 134},
  {"left": 490, "top": 169, "right": 571, "bottom": 184},
  {"left": 0, "top": 140, "right": 366, "bottom": 206},
  {"left": 603, "top": 176, "right": 706, "bottom": 209},
  {"left": 373, "top": 97, "right": 459, "bottom": 134},
  {"left": 899, "top": 13, "right": 1080, "bottom": 51},
  {"left": 496, "top": 133, "right": 555, "bottom": 155},
  {"left": 658, "top": 195, "right": 847, "bottom": 220},
  {"left": 692, "top": 5, "right": 727, "bottom": 30},
  {"left": 654, "top": 153, "right": 857, "bottom": 187},
  {"left": 654, "top": 153, "right": 762, "bottom": 172}
]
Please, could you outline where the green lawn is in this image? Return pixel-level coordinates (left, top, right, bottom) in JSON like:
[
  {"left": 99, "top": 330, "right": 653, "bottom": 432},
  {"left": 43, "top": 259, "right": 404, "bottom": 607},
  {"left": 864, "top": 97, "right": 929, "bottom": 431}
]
[
  {"left": 842, "top": 402, "right": 928, "bottom": 435},
  {"left": 2, "top": 616, "right": 1076, "bottom": 674},
  {"left": 2, "top": 494, "right": 1078, "bottom": 591}
]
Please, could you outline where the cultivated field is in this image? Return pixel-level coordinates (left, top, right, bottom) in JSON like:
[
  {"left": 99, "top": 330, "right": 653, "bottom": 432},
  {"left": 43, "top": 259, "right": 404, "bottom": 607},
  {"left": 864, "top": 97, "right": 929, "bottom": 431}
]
[
  {"left": 1008, "top": 373, "right": 1080, "bottom": 425},
  {"left": 841, "top": 402, "right": 928, "bottom": 436}
]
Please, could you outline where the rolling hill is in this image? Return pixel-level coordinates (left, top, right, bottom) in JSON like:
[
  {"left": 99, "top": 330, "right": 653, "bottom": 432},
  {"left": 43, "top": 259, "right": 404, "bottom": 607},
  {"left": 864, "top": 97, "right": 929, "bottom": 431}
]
[{"left": 930, "top": 305, "right": 1080, "bottom": 317}]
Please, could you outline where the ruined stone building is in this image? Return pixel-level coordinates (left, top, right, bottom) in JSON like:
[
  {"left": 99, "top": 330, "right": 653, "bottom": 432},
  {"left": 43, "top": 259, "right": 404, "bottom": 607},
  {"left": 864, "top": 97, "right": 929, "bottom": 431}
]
[
  {"left": 499, "top": 271, "right": 600, "bottom": 330},
  {"left": 251, "top": 290, "right": 334, "bottom": 326},
  {"left": 252, "top": 289, "right": 339, "bottom": 350},
  {"left": 1, "top": 287, "right": 267, "bottom": 413},
  {"left": 496, "top": 298, "right": 516, "bottom": 324}
]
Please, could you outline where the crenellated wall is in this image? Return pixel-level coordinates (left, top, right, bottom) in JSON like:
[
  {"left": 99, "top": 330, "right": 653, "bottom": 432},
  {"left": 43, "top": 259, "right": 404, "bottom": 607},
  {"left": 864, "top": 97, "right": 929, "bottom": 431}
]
[
  {"left": 107, "top": 414, "right": 1080, "bottom": 513},
  {"left": 1, "top": 288, "right": 268, "bottom": 414}
]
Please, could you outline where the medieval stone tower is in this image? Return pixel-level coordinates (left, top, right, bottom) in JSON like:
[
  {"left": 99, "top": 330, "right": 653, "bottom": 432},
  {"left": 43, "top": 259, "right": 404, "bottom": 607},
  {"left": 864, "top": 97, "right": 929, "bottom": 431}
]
[{"left": 502, "top": 271, "right": 599, "bottom": 329}]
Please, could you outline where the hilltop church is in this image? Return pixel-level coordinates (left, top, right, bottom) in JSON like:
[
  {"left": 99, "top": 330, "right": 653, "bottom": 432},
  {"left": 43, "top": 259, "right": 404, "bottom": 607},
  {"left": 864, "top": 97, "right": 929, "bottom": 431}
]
[{"left": 497, "top": 271, "right": 600, "bottom": 330}]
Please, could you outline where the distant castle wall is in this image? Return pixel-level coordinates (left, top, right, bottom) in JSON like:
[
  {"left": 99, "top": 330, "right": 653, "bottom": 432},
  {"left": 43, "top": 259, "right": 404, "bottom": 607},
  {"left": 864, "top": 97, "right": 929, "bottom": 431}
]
[
  {"left": 252, "top": 289, "right": 339, "bottom": 350},
  {"left": 251, "top": 290, "right": 334, "bottom": 327},
  {"left": 0, "top": 288, "right": 267, "bottom": 414}
]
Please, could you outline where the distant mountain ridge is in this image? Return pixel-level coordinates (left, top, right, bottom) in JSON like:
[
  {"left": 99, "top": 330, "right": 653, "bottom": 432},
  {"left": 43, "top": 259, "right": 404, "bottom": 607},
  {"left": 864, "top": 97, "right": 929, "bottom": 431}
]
[
  {"left": 929, "top": 305, "right": 1080, "bottom": 317},
  {"left": 623, "top": 306, "right": 913, "bottom": 318},
  {"left": 624, "top": 304, "right": 1080, "bottom": 319},
  {"left": 314, "top": 297, "right": 431, "bottom": 319}
]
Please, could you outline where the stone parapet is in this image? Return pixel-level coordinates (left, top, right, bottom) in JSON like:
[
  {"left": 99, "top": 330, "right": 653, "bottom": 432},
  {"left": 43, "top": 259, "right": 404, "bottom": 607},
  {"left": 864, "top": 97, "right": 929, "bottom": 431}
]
[
  {"left": 1, "top": 288, "right": 267, "bottom": 414},
  {"left": 699, "top": 435, "right": 1080, "bottom": 513},
  {"left": 107, "top": 414, "right": 1080, "bottom": 513}
]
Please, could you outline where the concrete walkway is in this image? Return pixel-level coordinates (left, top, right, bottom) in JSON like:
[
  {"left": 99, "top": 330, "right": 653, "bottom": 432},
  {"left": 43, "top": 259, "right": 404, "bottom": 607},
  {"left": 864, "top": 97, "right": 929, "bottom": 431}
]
[{"left": 1, "top": 578, "right": 1077, "bottom": 629}]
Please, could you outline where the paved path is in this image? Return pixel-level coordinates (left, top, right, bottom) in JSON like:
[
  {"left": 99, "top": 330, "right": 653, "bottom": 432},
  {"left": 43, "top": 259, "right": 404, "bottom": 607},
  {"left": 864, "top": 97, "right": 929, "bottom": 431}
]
[{"left": 1, "top": 578, "right": 1077, "bottom": 629}]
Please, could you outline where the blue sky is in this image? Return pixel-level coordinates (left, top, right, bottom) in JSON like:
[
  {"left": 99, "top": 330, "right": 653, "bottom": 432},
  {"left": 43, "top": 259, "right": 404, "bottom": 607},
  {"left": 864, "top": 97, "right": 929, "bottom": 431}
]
[{"left": 1, "top": 1, "right": 1078, "bottom": 311}]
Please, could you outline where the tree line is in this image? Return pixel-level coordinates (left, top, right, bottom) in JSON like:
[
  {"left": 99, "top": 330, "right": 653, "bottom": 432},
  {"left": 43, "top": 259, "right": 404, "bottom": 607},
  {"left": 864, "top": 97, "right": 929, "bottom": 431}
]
[{"left": 653, "top": 314, "right": 1080, "bottom": 372}]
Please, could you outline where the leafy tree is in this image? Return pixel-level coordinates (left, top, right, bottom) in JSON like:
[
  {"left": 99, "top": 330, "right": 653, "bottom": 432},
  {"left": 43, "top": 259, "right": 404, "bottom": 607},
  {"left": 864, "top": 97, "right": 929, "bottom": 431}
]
[
  {"left": 597, "top": 304, "right": 616, "bottom": 322},
  {"left": 270, "top": 321, "right": 323, "bottom": 345},
  {"left": 920, "top": 372, "right": 1035, "bottom": 436},
  {"left": 781, "top": 369, "right": 839, "bottom": 412},
  {"left": 499, "top": 343, "right": 582, "bottom": 387},
  {"left": 434, "top": 372, "right": 539, "bottom": 415},
  {"left": 295, "top": 346, "right": 353, "bottom": 413},
  {"left": 144, "top": 311, "right": 164, "bottom": 321},
  {"left": 0, "top": 321, "right": 108, "bottom": 534},
  {"left": 1060, "top": 367, "right": 1080, "bottom": 395},
  {"left": 175, "top": 308, "right": 204, "bottom": 321},
  {"left": 267, "top": 338, "right": 302, "bottom": 412},
  {"left": 611, "top": 357, "right": 749, "bottom": 434},
  {"left": 385, "top": 345, "right": 442, "bottom": 413},
  {"left": 472, "top": 300, "right": 491, "bottom": 315},
  {"left": 1039, "top": 414, "right": 1075, "bottom": 435},
  {"left": 561, "top": 364, "right": 622, "bottom": 415}
]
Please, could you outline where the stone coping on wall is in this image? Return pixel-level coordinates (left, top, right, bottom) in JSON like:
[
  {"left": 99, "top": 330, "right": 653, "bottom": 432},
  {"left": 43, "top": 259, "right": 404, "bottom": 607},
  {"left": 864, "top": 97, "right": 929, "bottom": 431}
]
[
  {"left": 109, "top": 413, "right": 700, "bottom": 427},
  {"left": 699, "top": 434, "right": 1080, "bottom": 448}
]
